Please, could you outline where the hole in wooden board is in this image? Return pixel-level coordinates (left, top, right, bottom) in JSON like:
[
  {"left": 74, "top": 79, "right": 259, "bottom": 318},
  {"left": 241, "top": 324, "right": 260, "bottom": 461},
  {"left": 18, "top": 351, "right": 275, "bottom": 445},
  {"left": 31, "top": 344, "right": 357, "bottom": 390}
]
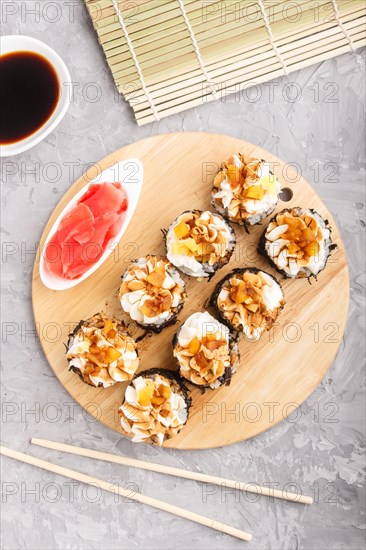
[{"left": 279, "top": 187, "right": 293, "bottom": 202}]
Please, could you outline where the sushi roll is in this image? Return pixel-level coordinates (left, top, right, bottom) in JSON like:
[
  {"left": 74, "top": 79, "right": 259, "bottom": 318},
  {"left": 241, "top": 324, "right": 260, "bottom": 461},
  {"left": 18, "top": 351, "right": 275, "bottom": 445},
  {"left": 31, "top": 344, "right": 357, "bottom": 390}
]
[
  {"left": 259, "top": 207, "right": 335, "bottom": 279},
  {"left": 166, "top": 210, "right": 235, "bottom": 278},
  {"left": 211, "top": 154, "right": 281, "bottom": 226},
  {"left": 66, "top": 313, "right": 139, "bottom": 387},
  {"left": 173, "top": 311, "right": 239, "bottom": 389},
  {"left": 211, "top": 268, "right": 285, "bottom": 340},
  {"left": 119, "top": 369, "right": 190, "bottom": 445},
  {"left": 119, "top": 256, "right": 186, "bottom": 333}
]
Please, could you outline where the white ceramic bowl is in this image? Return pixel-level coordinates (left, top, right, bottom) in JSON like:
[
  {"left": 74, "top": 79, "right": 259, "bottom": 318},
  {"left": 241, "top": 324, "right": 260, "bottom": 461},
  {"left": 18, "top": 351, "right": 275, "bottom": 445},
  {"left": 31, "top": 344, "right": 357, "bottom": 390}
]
[
  {"left": 39, "top": 159, "right": 144, "bottom": 291},
  {"left": 0, "top": 35, "right": 71, "bottom": 157}
]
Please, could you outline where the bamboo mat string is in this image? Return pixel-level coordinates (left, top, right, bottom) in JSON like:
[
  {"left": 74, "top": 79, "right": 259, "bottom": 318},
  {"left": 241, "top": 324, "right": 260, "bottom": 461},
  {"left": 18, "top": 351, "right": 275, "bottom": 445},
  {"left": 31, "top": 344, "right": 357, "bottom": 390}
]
[
  {"left": 257, "top": 0, "right": 289, "bottom": 75},
  {"left": 111, "top": 0, "right": 161, "bottom": 120},
  {"left": 177, "top": 0, "right": 220, "bottom": 100},
  {"left": 331, "top": 0, "right": 356, "bottom": 52},
  {"left": 84, "top": 0, "right": 366, "bottom": 125}
]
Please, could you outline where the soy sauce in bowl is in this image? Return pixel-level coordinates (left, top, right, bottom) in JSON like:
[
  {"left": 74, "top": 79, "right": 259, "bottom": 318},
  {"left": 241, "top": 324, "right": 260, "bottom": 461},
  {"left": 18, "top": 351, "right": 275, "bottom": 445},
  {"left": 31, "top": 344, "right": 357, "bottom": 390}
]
[{"left": 0, "top": 51, "right": 60, "bottom": 145}]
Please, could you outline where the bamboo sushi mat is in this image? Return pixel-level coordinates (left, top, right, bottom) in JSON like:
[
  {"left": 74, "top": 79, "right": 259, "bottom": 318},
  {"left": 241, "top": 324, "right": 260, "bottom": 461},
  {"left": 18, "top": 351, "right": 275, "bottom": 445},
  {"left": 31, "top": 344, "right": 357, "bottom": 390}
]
[{"left": 84, "top": 0, "right": 366, "bottom": 126}]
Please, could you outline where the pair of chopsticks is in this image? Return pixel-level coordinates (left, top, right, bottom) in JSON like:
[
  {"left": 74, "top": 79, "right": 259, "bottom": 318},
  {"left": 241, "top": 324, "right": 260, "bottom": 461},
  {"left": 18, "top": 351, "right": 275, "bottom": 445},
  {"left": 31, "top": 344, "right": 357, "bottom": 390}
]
[{"left": 1, "top": 439, "right": 313, "bottom": 542}]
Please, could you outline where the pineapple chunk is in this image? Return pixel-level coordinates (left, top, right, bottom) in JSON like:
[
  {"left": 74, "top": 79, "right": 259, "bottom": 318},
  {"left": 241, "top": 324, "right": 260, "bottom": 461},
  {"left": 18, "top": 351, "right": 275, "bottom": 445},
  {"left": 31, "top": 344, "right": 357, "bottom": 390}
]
[
  {"left": 233, "top": 281, "right": 250, "bottom": 304},
  {"left": 288, "top": 243, "right": 299, "bottom": 255},
  {"left": 158, "top": 384, "right": 172, "bottom": 399},
  {"left": 137, "top": 383, "right": 154, "bottom": 406},
  {"left": 174, "top": 222, "right": 190, "bottom": 240},
  {"left": 184, "top": 238, "right": 201, "bottom": 254},
  {"left": 171, "top": 242, "right": 191, "bottom": 256},
  {"left": 105, "top": 347, "right": 122, "bottom": 363},
  {"left": 140, "top": 299, "right": 159, "bottom": 318},
  {"left": 226, "top": 164, "right": 241, "bottom": 186},
  {"left": 151, "top": 396, "right": 165, "bottom": 406},
  {"left": 234, "top": 290, "right": 249, "bottom": 305},
  {"left": 237, "top": 280, "right": 247, "bottom": 292},
  {"left": 103, "top": 319, "right": 114, "bottom": 334},
  {"left": 245, "top": 185, "right": 264, "bottom": 200},
  {"left": 216, "top": 361, "right": 225, "bottom": 377},
  {"left": 245, "top": 303, "right": 259, "bottom": 313},
  {"left": 261, "top": 175, "right": 278, "bottom": 196},
  {"left": 188, "top": 336, "right": 201, "bottom": 355},
  {"left": 172, "top": 238, "right": 200, "bottom": 256},
  {"left": 304, "top": 241, "right": 320, "bottom": 257}
]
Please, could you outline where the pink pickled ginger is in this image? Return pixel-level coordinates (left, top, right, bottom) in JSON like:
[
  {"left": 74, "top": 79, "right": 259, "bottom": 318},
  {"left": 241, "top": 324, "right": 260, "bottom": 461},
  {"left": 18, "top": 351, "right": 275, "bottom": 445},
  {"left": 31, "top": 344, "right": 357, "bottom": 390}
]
[{"left": 44, "top": 182, "right": 128, "bottom": 280}]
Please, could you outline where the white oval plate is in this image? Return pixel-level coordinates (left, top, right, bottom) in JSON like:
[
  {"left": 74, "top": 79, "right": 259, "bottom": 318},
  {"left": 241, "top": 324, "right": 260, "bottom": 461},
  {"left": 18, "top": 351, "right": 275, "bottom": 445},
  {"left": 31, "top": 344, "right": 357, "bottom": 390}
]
[
  {"left": 40, "top": 159, "right": 144, "bottom": 291},
  {"left": 0, "top": 35, "right": 71, "bottom": 157}
]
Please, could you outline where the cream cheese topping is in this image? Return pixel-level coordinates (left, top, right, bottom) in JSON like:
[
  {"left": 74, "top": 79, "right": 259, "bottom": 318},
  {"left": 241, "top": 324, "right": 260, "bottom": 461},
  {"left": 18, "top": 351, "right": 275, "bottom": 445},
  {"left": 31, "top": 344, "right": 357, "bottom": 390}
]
[
  {"left": 177, "top": 311, "right": 229, "bottom": 346},
  {"left": 260, "top": 271, "right": 284, "bottom": 310}
]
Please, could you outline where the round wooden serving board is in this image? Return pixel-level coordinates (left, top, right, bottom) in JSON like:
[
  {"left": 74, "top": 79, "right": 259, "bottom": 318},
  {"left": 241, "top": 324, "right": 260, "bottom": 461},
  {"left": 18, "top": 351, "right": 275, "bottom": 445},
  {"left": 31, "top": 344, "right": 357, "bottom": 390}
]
[{"left": 32, "top": 133, "right": 349, "bottom": 449}]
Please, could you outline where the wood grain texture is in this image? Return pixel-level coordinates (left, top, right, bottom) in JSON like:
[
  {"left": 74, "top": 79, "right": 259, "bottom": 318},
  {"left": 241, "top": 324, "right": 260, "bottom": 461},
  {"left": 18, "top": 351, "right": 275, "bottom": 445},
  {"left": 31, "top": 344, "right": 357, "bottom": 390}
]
[{"left": 32, "top": 132, "right": 349, "bottom": 449}]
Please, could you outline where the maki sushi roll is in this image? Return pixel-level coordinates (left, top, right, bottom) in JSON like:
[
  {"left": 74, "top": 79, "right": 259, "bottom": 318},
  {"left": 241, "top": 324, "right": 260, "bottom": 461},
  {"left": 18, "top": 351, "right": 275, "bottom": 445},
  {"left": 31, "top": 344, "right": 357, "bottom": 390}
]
[
  {"left": 119, "top": 369, "right": 190, "bottom": 445},
  {"left": 173, "top": 311, "right": 239, "bottom": 389},
  {"left": 119, "top": 256, "right": 186, "bottom": 333},
  {"left": 166, "top": 210, "right": 235, "bottom": 278},
  {"left": 211, "top": 154, "right": 281, "bottom": 226},
  {"left": 259, "top": 207, "right": 334, "bottom": 279},
  {"left": 211, "top": 268, "right": 285, "bottom": 340},
  {"left": 66, "top": 313, "right": 139, "bottom": 387}
]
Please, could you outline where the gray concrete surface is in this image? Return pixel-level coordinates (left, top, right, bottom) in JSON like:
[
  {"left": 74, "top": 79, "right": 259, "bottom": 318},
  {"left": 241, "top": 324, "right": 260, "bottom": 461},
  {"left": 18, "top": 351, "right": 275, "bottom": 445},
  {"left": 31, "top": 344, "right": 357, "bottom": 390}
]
[{"left": 1, "top": 2, "right": 365, "bottom": 549}]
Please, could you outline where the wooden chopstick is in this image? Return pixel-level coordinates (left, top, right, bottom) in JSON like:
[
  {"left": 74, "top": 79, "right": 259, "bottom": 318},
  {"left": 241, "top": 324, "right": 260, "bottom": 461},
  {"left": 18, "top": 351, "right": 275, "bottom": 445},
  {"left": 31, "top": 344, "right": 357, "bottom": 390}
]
[
  {"left": 0, "top": 445, "right": 252, "bottom": 542},
  {"left": 31, "top": 438, "right": 313, "bottom": 505}
]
